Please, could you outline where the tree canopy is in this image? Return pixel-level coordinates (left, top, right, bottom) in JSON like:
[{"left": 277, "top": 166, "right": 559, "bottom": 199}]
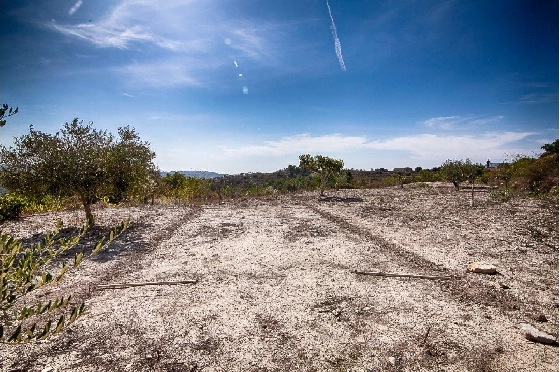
[
  {"left": 0, "top": 119, "right": 157, "bottom": 224},
  {"left": 541, "top": 139, "right": 559, "bottom": 158},
  {"left": 299, "top": 154, "right": 344, "bottom": 196},
  {"left": 439, "top": 159, "right": 484, "bottom": 190}
]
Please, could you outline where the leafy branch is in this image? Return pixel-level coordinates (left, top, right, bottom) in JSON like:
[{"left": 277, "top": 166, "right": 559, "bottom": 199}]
[
  {"left": 1, "top": 219, "right": 129, "bottom": 343},
  {"left": 0, "top": 104, "right": 18, "bottom": 127}
]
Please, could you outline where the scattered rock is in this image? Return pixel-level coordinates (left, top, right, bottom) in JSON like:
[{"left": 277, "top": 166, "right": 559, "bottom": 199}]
[
  {"left": 536, "top": 314, "right": 548, "bottom": 322},
  {"left": 520, "top": 323, "right": 557, "bottom": 345},
  {"left": 467, "top": 262, "right": 497, "bottom": 274},
  {"left": 388, "top": 357, "right": 395, "bottom": 365}
]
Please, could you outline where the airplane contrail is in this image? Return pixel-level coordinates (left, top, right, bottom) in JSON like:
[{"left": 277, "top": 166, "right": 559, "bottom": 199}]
[
  {"left": 68, "top": 0, "right": 83, "bottom": 15},
  {"left": 326, "top": 0, "right": 346, "bottom": 71}
]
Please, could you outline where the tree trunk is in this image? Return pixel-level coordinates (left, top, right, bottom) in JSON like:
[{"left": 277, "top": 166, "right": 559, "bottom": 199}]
[
  {"left": 320, "top": 177, "right": 327, "bottom": 197},
  {"left": 80, "top": 195, "right": 95, "bottom": 225}
]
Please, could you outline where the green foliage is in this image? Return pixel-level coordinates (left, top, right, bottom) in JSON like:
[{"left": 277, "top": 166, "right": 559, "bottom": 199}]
[
  {"left": 484, "top": 140, "right": 558, "bottom": 198},
  {"left": 0, "top": 194, "right": 27, "bottom": 221},
  {"left": 439, "top": 159, "right": 484, "bottom": 190},
  {"left": 0, "top": 193, "right": 65, "bottom": 222},
  {"left": 160, "top": 172, "right": 214, "bottom": 200},
  {"left": 299, "top": 154, "right": 344, "bottom": 196},
  {"left": 541, "top": 139, "right": 559, "bottom": 157},
  {"left": 1, "top": 219, "right": 129, "bottom": 343},
  {"left": 342, "top": 170, "right": 354, "bottom": 188},
  {"left": 509, "top": 154, "right": 558, "bottom": 194},
  {"left": 412, "top": 169, "right": 441, "bottom": 183},
  {"left": 0, "top": 119, "right": 156, "bottom": 224},
  {"left": 0, "top": 104, "right": 18, "bottom": 127},
  {"left": 106, "top": 126, "right": 159, "bottom": 204}
]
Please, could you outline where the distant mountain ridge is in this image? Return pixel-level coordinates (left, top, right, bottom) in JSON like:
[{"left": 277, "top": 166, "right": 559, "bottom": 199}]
[{"left": 160, "top": 170, "right": 227, "bottom": 179}]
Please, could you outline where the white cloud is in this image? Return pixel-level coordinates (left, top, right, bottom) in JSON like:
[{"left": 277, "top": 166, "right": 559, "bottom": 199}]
[
  {"left": 423, "top": 116, "right": 461, "bottom": 129},
  {"left": 220, "top": 131, "right": 534, "bottom": 159},
  {"left": 519, "top": 93, "right": 558, "bottom": 104},
  {"left": 423, "top": 115, "right": 505, "bottom": 129},
  {"left": 149, "top": 131, "right": 541, "bottom": 173},
  {"left": 49, "top": 18, "right": 181, "bottom": 51},
  {"left": 364, "top": 132, "right": 534, "bottom": 160},
  {"left": 117, "top": 59, "right": 205, "bottom": 88},
  {"left": 469, "top": 116, "right": 504, "bottom": 125},
  {"left": 46, "top": 0, "right": 294, "bottom": 89},
  {"left": 221, "top": 134, "right": 367, "bottom": 157},
  {"left": 48, "top": 1, "right": 281, "bottom": 58}
]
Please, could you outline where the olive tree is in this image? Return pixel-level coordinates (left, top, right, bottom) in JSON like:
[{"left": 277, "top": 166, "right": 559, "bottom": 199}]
[
  {"left": 440, "top": 158, "right": 484, "bottom": 206},
  {"left": 439, "top": 159, "right": 483, "bottom": 190},
  {"left": 0, "top": 119, "right": 156, "bottom": 224},
  {"left": 299, "top": 154, "right": 344, "bottom": 196}
]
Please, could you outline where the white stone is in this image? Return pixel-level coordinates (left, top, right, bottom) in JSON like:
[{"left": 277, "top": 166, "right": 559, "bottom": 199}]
[
  {"left": 467, "top": 262, "right": 496, "bottom": 274},
  {"left": 520, "top": 323, "right": 557, "bottom": 345}
]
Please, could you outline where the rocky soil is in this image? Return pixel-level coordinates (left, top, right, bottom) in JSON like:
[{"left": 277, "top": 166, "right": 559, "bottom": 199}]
[{"left": 1, "top": 184, "right": 558, "bottom": 371}]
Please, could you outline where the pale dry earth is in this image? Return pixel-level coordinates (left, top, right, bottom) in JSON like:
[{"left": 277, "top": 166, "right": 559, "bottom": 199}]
[{"left": 1, "top": 184, "right": 558, "bottom": 371}]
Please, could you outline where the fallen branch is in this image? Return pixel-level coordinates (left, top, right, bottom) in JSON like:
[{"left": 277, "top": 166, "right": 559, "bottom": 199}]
[
  {"left": 353, "top": 270, "right": 455, "bottom": 280},
  {"left": 422, "top": 325, "right": 432, "bottom": 345},
  {"left": 95, "top": 279, "right": 198, "bottom": 290}
]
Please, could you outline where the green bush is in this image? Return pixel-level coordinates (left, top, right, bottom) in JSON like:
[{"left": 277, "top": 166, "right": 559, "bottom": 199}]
[
  {"left": 0, "top": 193, "right": 66, "bottom": 222},
  {"left": 506, "top": 153, "right": 558, "bottom": 195},
  {"left": 0, "top": 193, "right": 28, "bottom": 221}
]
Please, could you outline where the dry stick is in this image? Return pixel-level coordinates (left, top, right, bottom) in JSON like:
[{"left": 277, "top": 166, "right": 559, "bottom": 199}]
[
  {"left": 422, "top": 325, "right": 432, "bottom": 346},
  {"left": 95, "top": 279, "right": 198, "bottom": 290},
  {"left": 353, "top": 270, "right": 456, "bottom": 280}
]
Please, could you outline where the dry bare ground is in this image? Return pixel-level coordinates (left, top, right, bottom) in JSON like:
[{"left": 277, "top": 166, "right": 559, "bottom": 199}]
[{"left": 1, "top": 184, "right": 558, "bottom": 371}]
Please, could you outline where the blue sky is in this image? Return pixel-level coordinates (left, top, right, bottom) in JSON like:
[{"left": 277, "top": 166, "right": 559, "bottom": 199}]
[{"left": 1, "top": 0, "right": 558, "bottom": 174}]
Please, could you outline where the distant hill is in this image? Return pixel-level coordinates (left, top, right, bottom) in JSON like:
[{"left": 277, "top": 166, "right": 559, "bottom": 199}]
[{"left": 160, "top": 170, "right": 227, "bottom": 179}]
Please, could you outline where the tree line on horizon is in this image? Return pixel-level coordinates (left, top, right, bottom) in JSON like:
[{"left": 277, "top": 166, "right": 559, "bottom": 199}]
[{"left": 0, "top": 106, "right": 558, "bottom": 222}]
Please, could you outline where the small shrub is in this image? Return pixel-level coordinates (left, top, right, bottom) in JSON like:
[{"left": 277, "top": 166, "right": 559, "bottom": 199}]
[
  {"left": 489, "top": 188, "right": 512, "bottom": 202},
  {"left": 0, "top": 193, "right": 28, "bottom": 221},
  {"left": 0, "top": 193, "right": 66, "bottom": 222},
  {"left": 414, "top": 182, "right": 431, "bottom": 188}
]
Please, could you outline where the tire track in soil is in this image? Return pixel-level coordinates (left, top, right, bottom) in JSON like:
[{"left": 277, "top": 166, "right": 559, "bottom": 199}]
[
  {"left": 305, "top": 202, "right": 527, "bottom": 317},
  {"left": 76, "top": 206, "right": 203, "bottom": 305},
  {"left": 1, "top": 206, "right": 204, "bottom": 371},
  {"left": 306, "top": 203, "right": 449, "bottom": 274}
]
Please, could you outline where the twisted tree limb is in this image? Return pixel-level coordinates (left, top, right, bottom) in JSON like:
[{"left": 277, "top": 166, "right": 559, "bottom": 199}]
[
  {"left": 353, "top": 270, "right": 456, "bottom": 280},
  {"left": 95, "top": 279, "right": 198, "bottom": 290}
]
